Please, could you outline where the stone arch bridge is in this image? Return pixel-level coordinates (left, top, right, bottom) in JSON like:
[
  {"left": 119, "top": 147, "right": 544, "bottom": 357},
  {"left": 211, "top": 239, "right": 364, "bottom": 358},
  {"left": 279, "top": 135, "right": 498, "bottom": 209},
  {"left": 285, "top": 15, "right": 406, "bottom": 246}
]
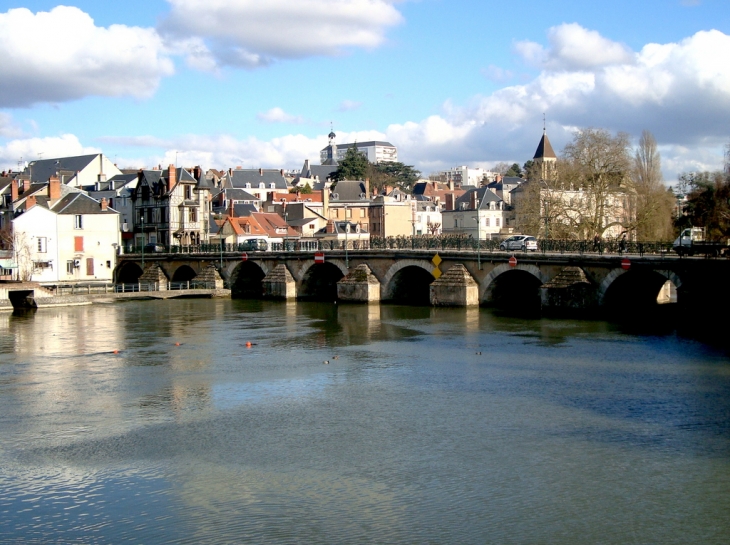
[{"left": 115, "top": 250, "right": 729, "bottom": 315}]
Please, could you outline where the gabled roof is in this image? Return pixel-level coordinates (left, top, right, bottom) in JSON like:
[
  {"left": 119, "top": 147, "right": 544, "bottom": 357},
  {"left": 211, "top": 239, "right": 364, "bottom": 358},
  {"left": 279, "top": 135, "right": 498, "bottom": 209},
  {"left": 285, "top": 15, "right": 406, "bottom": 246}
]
[
  {"left": 299, "top": 160, "right": 338, "bottom": 182},
  {"left": 451, "top": 187, "right": 503, "bottom": 211},
  {"left": 330, "top": 180, "right": 369, "bottom": 202},
  {"left": 225, "top": 169, "right": 289, "bottom": 189},
  {"left": 233, "top": 204, "right": 258, "bottom": 217},
  {"left": 250, "top": 212, "right": 299, "bottom": 238},
  {"left": 50, "top": 192, "right": 117, "bottom": 215},
  {"left": 24, "top": 154, "right": 102, "bottom": 183},
  {"left": 216, "top": 188, "right": 260, "bottom": 201},
  {"left": 534, "top": 131, "right": 557, "bottom": 159}
]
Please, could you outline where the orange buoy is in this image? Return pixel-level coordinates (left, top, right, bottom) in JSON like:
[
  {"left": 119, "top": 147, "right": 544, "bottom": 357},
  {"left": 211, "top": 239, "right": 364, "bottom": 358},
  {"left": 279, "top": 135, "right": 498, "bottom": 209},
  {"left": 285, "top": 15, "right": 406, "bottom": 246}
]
[
  {"left": 245, "top": 341, "right": 252, "bottom": 348},
  {"left": 112, "top": 349, "right": 119, "bottom": 354},
  {"left": 175, "top": 342, "right": 180, "bottom": 346}
]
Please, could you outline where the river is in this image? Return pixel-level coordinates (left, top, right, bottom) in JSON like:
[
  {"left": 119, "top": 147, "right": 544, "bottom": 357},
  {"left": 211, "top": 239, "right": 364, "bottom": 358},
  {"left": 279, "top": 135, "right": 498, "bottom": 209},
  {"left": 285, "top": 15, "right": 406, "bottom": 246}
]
[{"left": 0, "top": 299, "right": 728, "bottom": 544}]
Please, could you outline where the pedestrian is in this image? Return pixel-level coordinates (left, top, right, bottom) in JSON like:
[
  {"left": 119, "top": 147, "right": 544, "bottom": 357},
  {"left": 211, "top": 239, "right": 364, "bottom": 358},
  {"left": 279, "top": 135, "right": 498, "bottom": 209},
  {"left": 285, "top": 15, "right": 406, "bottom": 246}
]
[
  {"left": 619, "top": 233, "right": 627, "bottom": 255},
  {"left": 593, "top": 234, "right": 601, "bottom": 253}
]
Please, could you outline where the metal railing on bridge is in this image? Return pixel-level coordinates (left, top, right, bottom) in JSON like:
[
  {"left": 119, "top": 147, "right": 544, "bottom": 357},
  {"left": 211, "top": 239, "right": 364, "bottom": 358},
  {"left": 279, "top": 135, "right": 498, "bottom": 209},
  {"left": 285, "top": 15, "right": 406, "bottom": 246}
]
[
  {"left": 114, "top": 281, "right": 219, "bottom": 293},
  {"left": 124, "top": 237, "right": 682, "bottom": 257}
]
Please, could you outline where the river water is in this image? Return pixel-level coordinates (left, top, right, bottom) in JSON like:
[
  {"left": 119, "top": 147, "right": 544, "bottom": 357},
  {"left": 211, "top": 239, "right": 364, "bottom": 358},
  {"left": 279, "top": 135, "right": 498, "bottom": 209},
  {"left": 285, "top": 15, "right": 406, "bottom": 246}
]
[{"left": 0, "top": 299, "right": 728, "bottom": 544}]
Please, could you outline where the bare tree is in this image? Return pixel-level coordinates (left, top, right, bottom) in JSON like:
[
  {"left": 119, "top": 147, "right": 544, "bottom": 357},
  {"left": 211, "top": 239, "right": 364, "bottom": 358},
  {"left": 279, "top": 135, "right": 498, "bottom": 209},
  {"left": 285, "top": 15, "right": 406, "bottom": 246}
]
[{"left": 632, "top": 130, "right": 674, "bottom": 240}]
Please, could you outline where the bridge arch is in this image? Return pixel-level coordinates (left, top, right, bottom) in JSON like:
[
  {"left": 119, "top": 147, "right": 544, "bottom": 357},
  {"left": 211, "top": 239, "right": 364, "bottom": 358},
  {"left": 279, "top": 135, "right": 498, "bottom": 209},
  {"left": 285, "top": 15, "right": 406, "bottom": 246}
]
[
  {"left": 480, "top": 263, "right": 546, "bottom": 312},
  {"left": 115, "top": 261, "right": 144, "bottom": 284},
  {"left": 597, "top": 269, "right": 683, "bottom": 306},
  {"left": 298, "top": 261, "right": 347, "bottom": 301},
  {"left": 600, "top": 268, "right": 683, "bottom": 312},
  {"left": 171, "top": 265, "right": 197, "bottom": 282},
  {"left": 297, "top": 259, "right": 349, "bottom": 283},
  {"left": 382, "top": 259, "right": 435, "bottom": 304},
  {"left": 223, "top": 259, "right": 270, "bottom": 282},
  {"left": 230, "top": 261, "right": 267, "bottom": 299}
]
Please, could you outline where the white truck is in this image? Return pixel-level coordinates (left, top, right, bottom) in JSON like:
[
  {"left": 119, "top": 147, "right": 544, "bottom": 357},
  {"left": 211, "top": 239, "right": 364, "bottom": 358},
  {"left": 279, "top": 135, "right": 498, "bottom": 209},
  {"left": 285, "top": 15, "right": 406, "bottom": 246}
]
[{"left": 673, "top": 227, "right": 728, "bottom": 256}]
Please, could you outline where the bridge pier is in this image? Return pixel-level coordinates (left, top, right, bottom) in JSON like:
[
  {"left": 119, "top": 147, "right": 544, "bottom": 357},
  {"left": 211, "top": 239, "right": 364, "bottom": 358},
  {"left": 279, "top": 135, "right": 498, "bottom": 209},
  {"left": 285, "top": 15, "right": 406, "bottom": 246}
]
[
  {"left": 139, "top": 263, "right": 169, "bottom": 291},
  {"left": 263, "top": 264, "right": 296, "bottom": 299},
  {"left": 430, "top": 264, "right": 479, "bottom": 307},
  {"left": 540, "top": 267, "right": 597, "bottom": 315},
  {"left": 337, "top": 264, "right": 380, "bottom": 303}
]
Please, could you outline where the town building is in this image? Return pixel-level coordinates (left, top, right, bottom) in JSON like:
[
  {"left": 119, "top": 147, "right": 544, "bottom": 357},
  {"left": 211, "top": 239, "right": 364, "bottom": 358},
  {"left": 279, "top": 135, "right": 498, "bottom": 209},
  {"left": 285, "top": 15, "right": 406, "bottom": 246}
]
[
  {"left": 11, "top": 178, "right": 120, "bottom": 284},
  {"left": 130, "top": 165, "right": 211, "bottom": 249},
  {"left": 320, "top": 136, "right": 397, "bottom": 165},
  {"left": 220, "top": 168, "right": 290, "bottom": 200},
  {"left": 20, "top": 153, "right": 122, "bottom": 188},
  {"left": 442, "top": 187, "right": 506, "bottom": 240}
]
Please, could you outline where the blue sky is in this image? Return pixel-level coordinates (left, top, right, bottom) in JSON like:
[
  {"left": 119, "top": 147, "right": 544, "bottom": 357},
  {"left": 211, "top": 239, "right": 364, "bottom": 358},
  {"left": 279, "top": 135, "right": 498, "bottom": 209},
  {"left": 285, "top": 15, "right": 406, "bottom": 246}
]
[{"left": 1, "top": 0, "right": 729, "bottom": 181}]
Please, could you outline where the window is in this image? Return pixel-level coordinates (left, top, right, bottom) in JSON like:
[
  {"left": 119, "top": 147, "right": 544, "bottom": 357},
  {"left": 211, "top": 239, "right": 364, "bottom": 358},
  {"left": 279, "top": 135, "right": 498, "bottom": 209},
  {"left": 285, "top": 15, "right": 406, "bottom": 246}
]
[
  {"left": 189, "top": 208, "right": 197, "bottom": 222},
  {"left": 485, "top": 218, "right": 490, "bottom": 227},
  {"left": 66, "top": 260, "right": 75, "bottom": 274},
  {"left": 346, "top": 209, "right": 352, "bottom": 218},
  {"left": 496, "top": 217, "right": 500, "bottom": 227},
  {"left": 360, "top": 208, "right": 365, "bottom": 218},
  {"left": 37, "top": 237, "right": 47, "bottom": 253},
  {"left": 74, "top": 236, "right": 84, "bottom": 252},
  {"left": 74, "top": 215, "right": 83, "bottom": 229},
  {"left": 185, "top": 185, "right": 192, "bottom": 200},
  {"left": 106, "top": 261, "right": 111, "bottom": 269}
]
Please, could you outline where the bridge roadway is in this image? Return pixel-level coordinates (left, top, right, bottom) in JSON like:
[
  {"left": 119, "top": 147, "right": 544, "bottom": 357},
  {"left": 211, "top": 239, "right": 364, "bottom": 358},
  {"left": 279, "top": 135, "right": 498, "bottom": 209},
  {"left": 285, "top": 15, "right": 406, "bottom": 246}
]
[{"left": 115, "top": 248, "right": 730, "bottom": 315}]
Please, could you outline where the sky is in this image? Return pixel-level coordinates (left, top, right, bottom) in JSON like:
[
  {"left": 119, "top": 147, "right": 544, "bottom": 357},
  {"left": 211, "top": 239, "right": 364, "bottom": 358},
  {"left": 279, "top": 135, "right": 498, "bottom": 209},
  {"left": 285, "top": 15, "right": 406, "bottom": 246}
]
[{"left": 0, "top": 0, "right": 729, "bottom": 183}]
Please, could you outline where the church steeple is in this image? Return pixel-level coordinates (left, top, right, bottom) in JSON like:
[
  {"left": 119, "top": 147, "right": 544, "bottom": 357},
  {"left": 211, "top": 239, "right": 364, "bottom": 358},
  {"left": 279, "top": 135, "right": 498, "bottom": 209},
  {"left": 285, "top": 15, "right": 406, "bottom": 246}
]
[
  {"left": 322, "top": 123, "right": 339, "bottom": 166},
  {"left": 533, "top": 117, "right": 557, "bottom": 180}
]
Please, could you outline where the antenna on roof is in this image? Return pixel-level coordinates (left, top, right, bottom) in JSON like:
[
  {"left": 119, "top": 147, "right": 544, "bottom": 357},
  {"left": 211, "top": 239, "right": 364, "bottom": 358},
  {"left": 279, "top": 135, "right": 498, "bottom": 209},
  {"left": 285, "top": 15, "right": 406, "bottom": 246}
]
[{"left": 543, "top": 113, "right": 546, "bottom": 134}]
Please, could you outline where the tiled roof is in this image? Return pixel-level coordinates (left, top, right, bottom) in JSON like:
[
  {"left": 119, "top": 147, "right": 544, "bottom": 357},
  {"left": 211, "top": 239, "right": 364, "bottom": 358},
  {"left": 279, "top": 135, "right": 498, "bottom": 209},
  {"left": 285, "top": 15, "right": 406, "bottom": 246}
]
[
  {"left": 50, "top": 192, "right": 117, "bottom": 215},
  {"left": 534, "top": 132, "right": 557, "bottom": 159}
]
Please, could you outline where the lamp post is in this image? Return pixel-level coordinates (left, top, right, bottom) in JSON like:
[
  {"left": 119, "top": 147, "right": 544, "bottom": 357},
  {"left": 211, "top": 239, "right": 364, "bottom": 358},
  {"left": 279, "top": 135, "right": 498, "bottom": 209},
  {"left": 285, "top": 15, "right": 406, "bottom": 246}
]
[
  {"left": 344, "top": 205, "right": 349, "bottom": 269},
  {"left": 140, "top": 212, "right": 145, "bottom": 269},
  {"left": 472, "top": 213, "right": 482, "bottom": 270}
]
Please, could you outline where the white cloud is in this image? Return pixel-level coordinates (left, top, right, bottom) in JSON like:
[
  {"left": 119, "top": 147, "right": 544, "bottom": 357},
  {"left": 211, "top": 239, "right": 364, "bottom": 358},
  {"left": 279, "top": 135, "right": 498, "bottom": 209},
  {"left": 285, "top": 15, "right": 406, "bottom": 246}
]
[
  {"left": 0, "top": 134, "right": 100, "bottom": 170},
  {"left": 159, "top": 0, "right": 404, "bottom": 69},
  {"left": 256, "top": 108, "right": 306, "bottom": 124},
  {"left": 0, "top": 6, "right": 174, "bottom": 107},
  {"left": 516, "top": 23, "right": 634, "bottom": 71}
]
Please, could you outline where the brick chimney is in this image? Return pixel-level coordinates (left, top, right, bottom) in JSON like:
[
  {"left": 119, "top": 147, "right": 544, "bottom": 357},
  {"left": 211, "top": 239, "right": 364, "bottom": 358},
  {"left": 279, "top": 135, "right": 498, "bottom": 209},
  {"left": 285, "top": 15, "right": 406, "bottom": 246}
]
[
  {"left": 448, "top": 180, "right": 455, "bottom": 191},
  {"left": 364, "top": 178, "right": 370, "bottom": 197},
  {"left": 445, "top": 193, "right": 455, "bottom": 211},
  {"left": 100, "top": 197, "right": 108, "bottom": 211},
  {"left": 259, "top": 168, "right": 263, "bottom": 176},
  {"left": 322, "top": 187, "right": 329, "bottom": 218},
  {"left": 167, "top": 164, "right": 176, "bottom": 191},
  {"left": 326, "top": 220, "right": 335, "bottom": 234},
  {"left": 470, "top": 190, "right": 478, "bottom": 210},
  {"left": 22, "top": 179, "right": 30, "bottom": 194},
  {"left": 25, "top": 195, "right": 36, "bottom": 209},
  {"left": 193, "top": 166, "right": 201, "bottom": 180},
  {"left": 49, "top": 175, "right": 61, "bottom": 201},
  {"left": 11, "top": 179, "right": 18, "bottom": 202},
  {"left": 229, "top": 199, "right": 235, "bottom": 218}
]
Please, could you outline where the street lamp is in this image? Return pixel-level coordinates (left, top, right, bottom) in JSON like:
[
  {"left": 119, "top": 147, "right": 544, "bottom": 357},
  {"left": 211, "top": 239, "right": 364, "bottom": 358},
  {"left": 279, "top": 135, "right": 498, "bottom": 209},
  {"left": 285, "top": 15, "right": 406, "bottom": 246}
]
[
  {"left": 140, "top": 212, "right": 145, "bottom": 269},
  {"left": 344, "top": 205, "right": 349, "bottom": 269},
  {"left": 472, "top": 213, "right": 481, "bottom": 270}
]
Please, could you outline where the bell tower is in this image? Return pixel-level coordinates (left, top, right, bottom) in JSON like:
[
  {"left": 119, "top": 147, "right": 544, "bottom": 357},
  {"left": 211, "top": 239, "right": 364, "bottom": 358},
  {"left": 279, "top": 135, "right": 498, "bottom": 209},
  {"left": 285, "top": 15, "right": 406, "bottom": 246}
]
[{"left": 533, "top": 116, "right": 557, "bottom": 181}]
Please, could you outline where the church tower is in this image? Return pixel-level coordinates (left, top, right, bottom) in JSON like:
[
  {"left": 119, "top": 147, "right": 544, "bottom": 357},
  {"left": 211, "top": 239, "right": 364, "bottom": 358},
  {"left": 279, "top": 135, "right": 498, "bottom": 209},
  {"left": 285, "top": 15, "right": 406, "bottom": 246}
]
[
  {"left": 321, "top": 125, "right": 339, "bottom": 166},
  {"left": 533, "top": 124, "right": 557, "bottom": 181}
]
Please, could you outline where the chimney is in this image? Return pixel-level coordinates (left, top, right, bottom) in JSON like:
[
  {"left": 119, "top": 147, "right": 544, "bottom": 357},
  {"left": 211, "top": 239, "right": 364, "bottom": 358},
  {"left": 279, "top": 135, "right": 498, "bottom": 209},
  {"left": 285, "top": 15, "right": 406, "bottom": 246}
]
[
  {"left": 448, "top": 180, "right": 455, "bottom": 191},
  {"left": 432, "top": 181, "right": 438, "bottom": 190},
  {"left": 167, "top": 164, "right": 177, "bottom": 191},
  {"left": 193, "top": 166, "right": 201, "bottom": 181},
  {"left": 100, "top": 197, "right": 108, "bottom": 211},
  {"left": 11, "top": 179, "right": 18, "bottom": 202},
  {"left": 496, "top": 174, "right": 502, "bottom": 183},
  {"left": 259, "top": 168, "right": 263, "bottom": 176},
  {"left": 322, "top": 187, "right": 329, "bottom": 218},
  {"left": 326, "top": 219, "right": 335, "bottom": 234},
  {"left": 280, "top": 169, "right": 284, "bottom": 176},
  {"left": 364, "top": 178, "right": 370, "bottom": 198},
  {"left": 229, "top": 199, "right": 235, "bottom": 218},
  {"left": 445, "top": 193, "right": 455, "bottom": 211},
  {"left": 296, "top": 189, "right": 301, "bottom": 200},
  {"left": 22, "top": 179, "right": 30, "bottom": 194},
  {"left": 49, "top": 175, "right": 61, "bottom": 201},
  {"left": 25, "top": 195, "right": 36, "bottom": 209},
  {"left": 470, "top": 190, "right": 478, "bottom": 210}
]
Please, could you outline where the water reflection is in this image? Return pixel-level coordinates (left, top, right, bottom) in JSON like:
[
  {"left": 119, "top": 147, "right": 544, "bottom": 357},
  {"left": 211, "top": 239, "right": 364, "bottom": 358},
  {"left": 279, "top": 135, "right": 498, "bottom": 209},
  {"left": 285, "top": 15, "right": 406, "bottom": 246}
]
[{"left": 0, "top": 299, "right": 729, "bottom": 544}]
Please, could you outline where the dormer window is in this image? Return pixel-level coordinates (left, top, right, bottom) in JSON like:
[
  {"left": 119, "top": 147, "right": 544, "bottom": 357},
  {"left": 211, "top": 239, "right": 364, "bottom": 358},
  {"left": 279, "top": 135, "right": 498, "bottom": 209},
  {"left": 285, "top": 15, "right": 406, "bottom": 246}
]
[
  {"left": 185, "top": 185, "right": 192, "bottom": 200},
  {"left": 245, "top": 183, "right": 251, "bottom": 189},
  {"left": 259, "top": 182, "right": 265, "bottom": 189},
  {"left": 269, "top": 183, "right": 275, "bottom": 189}
]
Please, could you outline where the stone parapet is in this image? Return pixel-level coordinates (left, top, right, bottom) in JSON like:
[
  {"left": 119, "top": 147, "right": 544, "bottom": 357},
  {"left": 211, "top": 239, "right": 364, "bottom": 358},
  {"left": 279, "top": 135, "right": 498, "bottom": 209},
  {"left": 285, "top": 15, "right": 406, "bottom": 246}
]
[
  {"left": 337, "top": 264, "right": 381, "bottom": 303},
  {"left": 429, "top": 264, "right": 479, "bottom": 306}
]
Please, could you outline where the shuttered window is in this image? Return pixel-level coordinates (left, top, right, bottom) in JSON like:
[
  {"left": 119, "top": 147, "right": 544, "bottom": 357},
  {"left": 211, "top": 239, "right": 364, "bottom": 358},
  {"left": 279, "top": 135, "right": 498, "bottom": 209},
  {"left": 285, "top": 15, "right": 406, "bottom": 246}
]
[{"left": 74, "top": 236, "right": 83, "bottom": 252}]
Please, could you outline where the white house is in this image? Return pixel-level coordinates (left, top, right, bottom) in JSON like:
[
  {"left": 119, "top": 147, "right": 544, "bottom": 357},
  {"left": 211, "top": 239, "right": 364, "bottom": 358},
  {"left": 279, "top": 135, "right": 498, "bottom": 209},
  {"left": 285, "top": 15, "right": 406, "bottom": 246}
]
[
  {"left": 12, "top": 189, "right": 120, "bottom": 284},
  {"left": 442, "top": 187, "right": 506, "bottom": 239},
  {"left": 22, "top": 153, "right": 122, "bottom": 188}
]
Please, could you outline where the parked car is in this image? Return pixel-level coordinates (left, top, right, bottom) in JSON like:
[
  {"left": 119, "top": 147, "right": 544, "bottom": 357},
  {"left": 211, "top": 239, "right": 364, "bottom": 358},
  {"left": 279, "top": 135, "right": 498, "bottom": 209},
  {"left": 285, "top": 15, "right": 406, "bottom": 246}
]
[
  {"left": 241, "top": 238, "right": 268, "bottom": 252},
  {"left": 500, "top": 235, "right": 538, "bottom": 252},
  {"left": 143, "top": 243, "right": 166, "bottom": 253}
]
